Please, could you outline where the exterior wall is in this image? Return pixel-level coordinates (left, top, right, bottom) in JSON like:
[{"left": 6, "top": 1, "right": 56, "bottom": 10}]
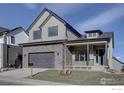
[
  {"left": 108, "top": 38, "right": 113, "bottom": 69},
  {"left": 112, "top": 58, "right": 124, "bottom": 71},
  {"left": 0, "top": 35, "right": 7, "bottom": 44},
  {"left": 7, "top": 45, "right": 22, "bottom": 66},
  {"left": 41, "top": 16, "right": 66, "bottom": 41},
  {"left": 0, "top": 36, "right": 4, "bottom": 44},
  {"left": 67, "top": 29, "right": 79, "bottom": 40},
  {"left": 0, "top": 44, "right": 3, "bottom": 68},
  {"left": 29, "top": 15, "right": 66, "bottom": 42},
  {"left": 0, "top": 44, "right": 22, "bottom": 68},
  {"left": 29, "top": 11, "right": 50, "bottom": 42},
  {"left": 23, "top": 44, "right": 64, "bottom": 69},
  {"left": 0, "top": 44, "right": 7, "bottom": 68}
]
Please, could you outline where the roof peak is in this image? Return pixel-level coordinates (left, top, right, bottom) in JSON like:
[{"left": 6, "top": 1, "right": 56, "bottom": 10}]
[{"left": 27, "top": 7, "right": 81, "bottom": 37}]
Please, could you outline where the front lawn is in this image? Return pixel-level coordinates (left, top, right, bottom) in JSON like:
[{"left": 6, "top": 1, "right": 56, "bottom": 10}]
[{"left": 32, "top": 70, "right": 124, "bottom": 85}]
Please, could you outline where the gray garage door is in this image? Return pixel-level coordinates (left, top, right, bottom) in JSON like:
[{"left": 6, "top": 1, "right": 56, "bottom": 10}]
[{"left": 29, "top": 52, "right": 55, "bottom": 68}]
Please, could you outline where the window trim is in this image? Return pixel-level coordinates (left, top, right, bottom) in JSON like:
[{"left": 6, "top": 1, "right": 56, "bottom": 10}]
[
  {"left": 33, "top": 30, "right": 42, "bottom": 40},
  {"left": 11, "top": 36, "right": 15, "bottom": 44},
  {"left": 74, "top": 49, "right": 87, "bottom": 62},
  {"left": 87, "top": 33, "right": 97, "bottom": 38},
  {"left": 48, "top": 25, "right": 58, "bottom": 37}
]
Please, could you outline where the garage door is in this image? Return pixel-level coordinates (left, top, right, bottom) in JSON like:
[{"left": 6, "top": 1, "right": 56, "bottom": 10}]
[{"left": 29, "top": 52, "right": 55, "bottom": 68}]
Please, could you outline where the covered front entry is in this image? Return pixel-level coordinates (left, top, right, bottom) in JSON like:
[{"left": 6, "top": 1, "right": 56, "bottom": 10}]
[
  {"left": 29, "top": 52, "right": 55, "bottom": 68},
  {"left": 66, "top": 42, "right": 108, "bottom": 69}
]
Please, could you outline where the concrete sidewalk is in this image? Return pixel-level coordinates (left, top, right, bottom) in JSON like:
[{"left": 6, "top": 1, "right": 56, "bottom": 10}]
[{"left": 0, "top": 68, "right": 47, "bottom": 78}]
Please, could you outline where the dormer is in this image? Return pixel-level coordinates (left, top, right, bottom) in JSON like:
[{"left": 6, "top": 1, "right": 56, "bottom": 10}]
[{"left": 85, "top": 30, "right": 103, "bottom": 38}]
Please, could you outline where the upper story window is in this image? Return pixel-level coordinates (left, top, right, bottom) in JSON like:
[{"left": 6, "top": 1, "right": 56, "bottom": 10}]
[
  {"left": 11, "top": 36, "right": 15, "bottom": 44},
  {"left": 48, "top": 26, "right": 58, "bottom": 37},
  {"left": 87, "top": 33, "right": 97, "bottom": 38},
  {"left": 33, "top": 30, "right": 42, "bottom": 40}
]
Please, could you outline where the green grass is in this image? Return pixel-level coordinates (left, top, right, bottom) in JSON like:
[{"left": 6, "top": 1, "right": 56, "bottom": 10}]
[{"left": 32, "top": 70, "right": 124, "bottom": 85}]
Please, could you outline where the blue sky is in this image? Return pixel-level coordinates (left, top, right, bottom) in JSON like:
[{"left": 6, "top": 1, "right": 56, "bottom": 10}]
[{"left": 0, "top": 3, "right": 124, "bottom": 62}]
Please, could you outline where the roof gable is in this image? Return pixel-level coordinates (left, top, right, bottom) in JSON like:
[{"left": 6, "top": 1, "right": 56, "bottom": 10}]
[
  {"left": 113, "top": 56, "right": 124, "bottom": 64},
  {"left": 27, "top": 8, "right": 81, "bottom": 37},
  {"left": 7, "top": 27, "right": 26, "bottom": 35}
]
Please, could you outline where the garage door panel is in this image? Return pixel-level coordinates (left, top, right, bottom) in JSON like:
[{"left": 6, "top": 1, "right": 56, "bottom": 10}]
[{"left": 29, "top": 52, "right": 54, "bottom": 68}]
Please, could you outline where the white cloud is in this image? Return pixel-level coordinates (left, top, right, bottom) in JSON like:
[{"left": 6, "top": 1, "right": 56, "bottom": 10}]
[
  {"left": 23, "top": 3, "right": 37, "bottom": 10},
  {"left": 41, "top": 3, "right": 87, "bottom": 16},
  {"left": 76, "top": 5, "right": 124, "bottom": 33}
]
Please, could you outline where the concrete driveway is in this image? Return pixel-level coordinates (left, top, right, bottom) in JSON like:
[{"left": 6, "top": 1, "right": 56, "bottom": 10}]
[
  {"left": 0, "top": 68, "right": 69, "bottom": 85},
  {"left": 0, "top": 68, "right": 47, "bottom": 78}
]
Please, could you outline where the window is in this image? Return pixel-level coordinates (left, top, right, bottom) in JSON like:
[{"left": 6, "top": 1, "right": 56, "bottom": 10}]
[
  {"left": 93, "top": 33, "right": 97, "bottom": 36},
  {"left": 33, "top": 30, "right": 42, "bottom": 40},
  {"left": 88, "top": 33, "right": 97, "bottom": 37},
  {"left": 11, "top": 36, "right": 15, "bottom": 44},
  {"left": 48, "top": 26, "right": 58, "bottom": 37},
  {"left": 75, "top": 50, "right": 87, "bottom": 61},
  {"left": 88, "top": 33, "right": 92, "bottom": 37}
]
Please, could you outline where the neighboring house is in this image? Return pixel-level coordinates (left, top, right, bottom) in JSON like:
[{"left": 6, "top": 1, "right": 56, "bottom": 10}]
[
  {"left": 112, "top": 57, "right": 124, "bottom": 72},
  {"left": 21, "top": 8, "right": 121, "bottom": 71},
  {"left": 0, "top": 27, "right": 29, "bottom": 68}
]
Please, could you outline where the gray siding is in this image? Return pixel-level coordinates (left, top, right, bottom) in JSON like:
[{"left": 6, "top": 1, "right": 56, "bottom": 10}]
[
  {"left": 0, "top": 44, "right": 22, "bottom": 68},
  {"left": 7, "top": 45, "right": 22, "bottom": 66},
  {"left": 67, "top": 29, "right": 79, "bottom": 40}
]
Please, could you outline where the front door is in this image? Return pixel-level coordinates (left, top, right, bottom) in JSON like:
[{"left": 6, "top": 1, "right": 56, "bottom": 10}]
[{"left": 96, "top": 49, "right": 105, "bottom": 65}]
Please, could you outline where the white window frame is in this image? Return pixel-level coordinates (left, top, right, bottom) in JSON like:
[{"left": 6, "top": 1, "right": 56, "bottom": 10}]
[
  {"left": 74, "top": 49, "right": 87, "bottom": 62},
  {"left": 11, "top": 36, "right": 15, "bottom": 44}
]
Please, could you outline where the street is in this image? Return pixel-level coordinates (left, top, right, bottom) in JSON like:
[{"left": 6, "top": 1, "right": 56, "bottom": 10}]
[{"left": 0, "top": 80, "right": 27, "bottom": 85}]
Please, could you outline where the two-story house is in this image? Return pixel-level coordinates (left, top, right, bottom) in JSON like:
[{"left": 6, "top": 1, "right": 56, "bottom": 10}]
[
  {"left": 21, "top": 8, "right": 122, "bottom": 71},
  {"left": 0, "top": 27, "right": 29, "bottom": 68}
]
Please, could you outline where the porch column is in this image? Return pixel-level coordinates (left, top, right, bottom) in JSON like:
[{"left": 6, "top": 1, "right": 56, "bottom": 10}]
[
  {"left": 86, "top": 44, "right": 90, "bottom": 66},
  {"left": 63, "top": 42, "right": 66, "bottom": 69},
  {"left": 104, "top": 43, "right": 108, "bottom": 66}
]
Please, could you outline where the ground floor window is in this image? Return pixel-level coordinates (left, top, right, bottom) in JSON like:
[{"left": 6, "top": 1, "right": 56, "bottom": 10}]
[{"left": 75, "top": 50, "right": 87, "bottom": 61}]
